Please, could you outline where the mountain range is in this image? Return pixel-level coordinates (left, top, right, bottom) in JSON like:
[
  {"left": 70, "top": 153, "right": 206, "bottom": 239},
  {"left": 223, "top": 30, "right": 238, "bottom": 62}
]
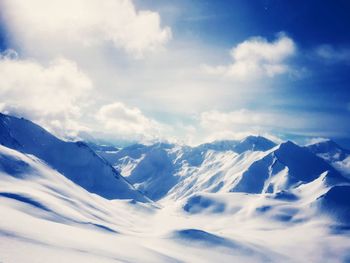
[{"left": 1, "top": 113, "right": 350, "bottom": 262}]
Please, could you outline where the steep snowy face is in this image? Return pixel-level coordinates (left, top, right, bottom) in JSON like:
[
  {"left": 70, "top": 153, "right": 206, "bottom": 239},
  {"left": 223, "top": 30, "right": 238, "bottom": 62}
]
[
  {"left": 0, "top": 114, "right": 147, "bottom": 202},
  {"left": 125, "top": 145, "right": 177, "bottom": 201},
  {"left": 317, "top": 185, "right": 350, "bottom": 224},
  {"left": 166, "top": 141, "right": 347, "bottom": 201},
  {"left": 165, "top": 150, "right": 264, "bottom": 200},
  {"left": 108, "top": 137, "right": 277, "bottom": 201},
  {"left": 232, "top": 141, "right": 344, "bottom": 194}
]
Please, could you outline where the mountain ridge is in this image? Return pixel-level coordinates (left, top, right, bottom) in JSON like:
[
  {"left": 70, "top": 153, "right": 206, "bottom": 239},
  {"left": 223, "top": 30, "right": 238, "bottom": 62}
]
[{"left": 0, "top": 113, "right": 148, "bottom": 202}]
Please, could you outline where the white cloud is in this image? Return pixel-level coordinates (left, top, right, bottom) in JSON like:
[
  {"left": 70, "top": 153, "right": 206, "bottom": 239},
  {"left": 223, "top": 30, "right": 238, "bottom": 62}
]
[
  {"left": 0, "top": 0, "right": 300, "bottom": 137},
  {"left": 0, "top": 0, "right": 171, "bottom": 58},
  {"left": 0, "top": 49, "right": 18, "bottom": 60},
  {"left": 0, "top": 0, "right": 342, "bottom": 144},
  {"left": 333, "top": 156, "right": 350, "bottom": 176},
  {"left": 0, "top": 50, "right": 175, "bottom": 142},
  {"left": 0, "top": 50, "right": 92, "bottom": 137},
  {"left": 199, "top": 109, "right": 296, "bottom": 133},
  {"left": 305, "top": 137, "right": 330, "bottom": 146},
  {"left": 316, "top": 45, "right": 350, "bottom": 63},
  {"left": 203, "top": 34, "right": 296, "bottom": 80},
  {"left": 96, "top": 102, "right": 166, "bottom": 141},
  {"left": 196, "top": 109, "right": 350, "bottom": 144}
]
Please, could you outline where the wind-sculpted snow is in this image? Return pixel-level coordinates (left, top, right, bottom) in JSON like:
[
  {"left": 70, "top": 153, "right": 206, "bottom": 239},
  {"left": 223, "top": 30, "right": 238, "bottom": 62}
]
[
  {"left": 183, "top": 194, "right": 226, "bottom": 214},
  {"left": 0, "top": 114, "right": 147, "bottom": 201}
]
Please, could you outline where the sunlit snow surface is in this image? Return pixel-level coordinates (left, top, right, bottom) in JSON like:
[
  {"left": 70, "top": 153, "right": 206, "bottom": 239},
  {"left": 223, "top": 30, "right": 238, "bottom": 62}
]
[
  {"left": 0, "top": 144, "right": 350, "bottom": 263},
  {"left": 1, "top": 115, "right": 350, "bottom": 262}
]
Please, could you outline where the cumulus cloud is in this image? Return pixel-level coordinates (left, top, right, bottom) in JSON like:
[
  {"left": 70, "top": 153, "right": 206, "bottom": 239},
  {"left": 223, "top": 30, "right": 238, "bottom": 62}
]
[
  {"left": 96, "top": 102, "right": 165, "bottom": 141},
  {"left": 0, "top": 0, "right": 171, "bottom": 58},
  {"left": 203, "top": 34, "right": 296, "bottom": 80},
  {"left": 0, "top": 50, "right": 92, "bottom": 137}
]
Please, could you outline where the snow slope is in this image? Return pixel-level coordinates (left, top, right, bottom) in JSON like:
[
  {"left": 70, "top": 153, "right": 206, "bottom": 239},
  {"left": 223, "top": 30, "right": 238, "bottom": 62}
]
[
  {"left": 0, "top": 113, "right": 147, "bottom": 201},
  {"left": 1, "top": 144, "right": 350, "bottom": 262}
]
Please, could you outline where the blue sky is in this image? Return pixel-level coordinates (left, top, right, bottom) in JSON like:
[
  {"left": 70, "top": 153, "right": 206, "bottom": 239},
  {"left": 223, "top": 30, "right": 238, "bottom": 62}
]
[
  {"left": 0, "top": 0, "right": 349, "bottom": 147},
  {"left": 143, "top": 0, "right": 350, "bottom": 106},
  {"left": 135, "top": 0, "right": 350, "bottom": 47}
]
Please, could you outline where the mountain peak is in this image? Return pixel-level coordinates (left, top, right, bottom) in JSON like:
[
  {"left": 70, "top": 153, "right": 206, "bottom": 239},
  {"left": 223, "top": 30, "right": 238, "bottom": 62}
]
[
  {"left": 278, "top": 140, "right": 298, "bottom": 150},
  {"left": 307, "top": 139, "right": 350, "bottom": 163},
  {"left": 231, "top": 139, "right": 345, "bottom": 195},
  {"left": 234, "top": 135, "right": 276, "bottom": 153},
  {"left": 274, "top": 140, "right": 337, "bottom": 183},
  {"left": 307, "top": 139, "right": 348, "bottom": 153}
]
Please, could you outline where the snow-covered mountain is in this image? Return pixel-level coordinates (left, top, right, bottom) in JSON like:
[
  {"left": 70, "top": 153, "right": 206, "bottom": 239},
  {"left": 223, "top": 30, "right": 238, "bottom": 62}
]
[
  {"left": 104, "top": 136, "right": 277, "bottom": 201},
  {"left": 232, "top": 141, "right": 342, "bottom": 194},
  {"left": 307, "top": 139, "right": 350, "bottom": 177},
  {"left": 0, "top": 113, "right": 147, "bottom": 202},
  {"left": 1, "top": 113, "right": 350, "bottom": 262},
  {"left": 106, "top": 136, "right": 348, "bottom": 202},
  {"left": 231, "top": 135, "right": 276, "bottom": 153}
]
